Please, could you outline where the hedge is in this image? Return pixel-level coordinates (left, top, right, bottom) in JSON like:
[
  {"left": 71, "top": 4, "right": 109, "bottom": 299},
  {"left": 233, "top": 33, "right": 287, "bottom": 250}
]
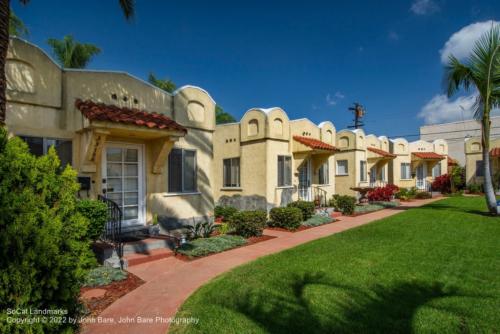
[
  {"left": 229, "top": 210, "right": 267, "bottom": 237},
  {"left": 269, "top": 207, "right": 303, "bottom": 230},
  {"left": 287, "top": 200, "right": 315, "bottom": 220}
]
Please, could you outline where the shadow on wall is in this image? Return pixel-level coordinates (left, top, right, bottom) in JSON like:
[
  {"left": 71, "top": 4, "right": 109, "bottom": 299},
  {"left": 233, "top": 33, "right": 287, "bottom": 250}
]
[
  {"left": 218, "top": 271, "right": 474, "bottom": 333},
  {"left": 218, "top": 194, "right": 270, "bottom": 211}
]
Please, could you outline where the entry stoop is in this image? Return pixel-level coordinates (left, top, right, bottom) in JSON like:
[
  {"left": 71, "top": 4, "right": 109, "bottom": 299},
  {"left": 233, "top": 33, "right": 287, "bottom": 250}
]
[{"left": 122, "top": 236, "right": 176, "bottom": 266}]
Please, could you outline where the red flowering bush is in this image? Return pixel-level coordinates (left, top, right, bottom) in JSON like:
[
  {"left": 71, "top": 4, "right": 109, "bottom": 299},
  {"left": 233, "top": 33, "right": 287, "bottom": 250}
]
[
  {"left": 367, "top": 184, "right": 399, "bottom": 202},
  {"left": 432, "top": 174, "right": 451, "bottom": 194}
]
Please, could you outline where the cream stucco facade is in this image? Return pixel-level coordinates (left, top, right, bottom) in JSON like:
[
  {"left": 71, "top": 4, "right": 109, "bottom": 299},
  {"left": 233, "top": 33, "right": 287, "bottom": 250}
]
[
  {"left": 388, "top": 138, "right": 448, "bottom": 190},
  {"left": 464, "top": 137, "right": 500, "bottom": 187},
  {"left": 213, "top": 108, "right": 337, "bottom": 210},
  {"left": 6, "top": 38, "right": 216, "bottom": 231}
]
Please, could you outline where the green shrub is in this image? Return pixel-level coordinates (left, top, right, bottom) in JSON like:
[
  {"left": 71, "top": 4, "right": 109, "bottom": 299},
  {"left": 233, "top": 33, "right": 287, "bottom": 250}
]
[
  {"left": 177, "top": 235, "right": 247, "bottom": 257},
  {"left": 217, "top": 222, "right": 231, "bottom": 235},
  {"left": 395, "top": 187, "right": 418, "bottom": 200},
  {"left": 0, "top": 129, "right": 95, "bottom": 334},
  {"left": 186, "top": 220, "right": 216, "bottom": 239},
  {"left": 84, "top": 266, "right": 127, "bottom": 287},
  {"left": 328, "top": 194, "right": 341, "bottom": 208},
  {"left": 269, "top": 207, "right": 303, "bottom": 230},
  {"left": 415, "top": 191, "right": 432, "bottom": 199},
  {"left": 214, "top": 205, "right": 239, "bottom": 222},
  {"left": 335, "top": 195, "right": 357, "bottom": 215},
  {"left": 467, "top": 183, "right": 483, "bottom": 194},
  {"left": 302, "top": 214, "right": 334, "bottom": 227},
  {"left": 229, "top": 210, "right": 267, "bottom": 237},
  {"left": 77, "top": 199, "right": 109, "bottom": 241},
  {"left": 287, "top": 200, "right": 315, "bottom": 220}
]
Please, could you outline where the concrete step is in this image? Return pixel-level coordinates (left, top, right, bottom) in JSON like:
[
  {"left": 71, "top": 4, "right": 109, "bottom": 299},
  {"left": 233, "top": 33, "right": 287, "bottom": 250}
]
[
  {"left": 124, "top": 248, "right": 174, "bottom": 267},
  {"left": 122, "top": 237, "right": 176, "bottom": 255}
]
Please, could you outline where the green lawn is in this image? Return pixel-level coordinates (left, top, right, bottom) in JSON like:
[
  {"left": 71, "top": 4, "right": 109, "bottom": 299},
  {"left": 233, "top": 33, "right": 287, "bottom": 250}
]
[{"left": 170, "top": 197, "right": 500, "bottom": 333}]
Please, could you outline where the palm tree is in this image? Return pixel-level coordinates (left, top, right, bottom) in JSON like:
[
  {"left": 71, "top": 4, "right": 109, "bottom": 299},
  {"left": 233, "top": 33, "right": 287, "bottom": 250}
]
[
  {"left": 445, "top": 24, "right": 500, "bottom": 214},
  {"left": 47, "top": 35, "right": 101, "bottom": 69},
  {"left": 0, "top": 0, "right": 135, "bottom": 124},
  {"left": 9, "top": 10, "right": 29, "bottom": 38},
  {"left": 148, "top": 72, "right": 177, "bottom": 93}
]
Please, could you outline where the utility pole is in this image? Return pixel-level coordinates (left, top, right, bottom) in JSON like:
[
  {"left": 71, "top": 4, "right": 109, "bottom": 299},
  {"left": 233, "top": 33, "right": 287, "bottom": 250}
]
[{"left": 347, "top": 103, "right": 365, "bottom": 129}]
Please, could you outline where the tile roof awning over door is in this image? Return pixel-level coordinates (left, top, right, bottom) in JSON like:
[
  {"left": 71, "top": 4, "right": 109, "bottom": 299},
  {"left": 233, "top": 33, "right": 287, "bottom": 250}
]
[
  {"left": 75, "top": 99, "right": 187, "bottom": 137},
  {"left": 292, "top": 135, "right": 338, "bottom": 154},
  {"left": 367, "top": 147, "right": 396, "bottom": 161},
  {"left": 490, "top": 147, "right": 500, "bottom": 157},
  {"left": 411, "top": 152, "right": 445, "bottom": 161}
]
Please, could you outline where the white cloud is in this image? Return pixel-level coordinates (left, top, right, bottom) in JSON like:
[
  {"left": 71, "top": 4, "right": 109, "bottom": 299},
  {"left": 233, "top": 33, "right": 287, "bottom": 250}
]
[
  {"left": 410, "top": 0, "right": 439, "bottom": 15},
  {"left": 440, "top": 20, "right": 499, "bottom": 64},
  {"left": 418, "top": 94, "right": 476, "bottom": 124},
  {"left": 326, "top": 91, "right": 345, "bottom": 106}
]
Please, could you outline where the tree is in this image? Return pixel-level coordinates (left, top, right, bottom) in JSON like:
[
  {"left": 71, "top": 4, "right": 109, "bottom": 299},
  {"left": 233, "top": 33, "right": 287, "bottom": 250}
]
[
  {"left": 216, "top": 105, "right": 237, "bottom": 124},
  {"left": 9, "top": 10, "right": 28, "bottom": 38},
  {"left": 0, "top": 0, "right": 135, "bottom": 124},
  {"left": 148, "top": 72, "right": 176, "bottom": 93},
  {"left": 444, "top": 25, "right": 500, "bottom": 214},
  {"left": 47, "top": 35, "right": 101, "bottom": 69},
  {"left": 0, "top": 127, "right": 96, "bottom": 333}
]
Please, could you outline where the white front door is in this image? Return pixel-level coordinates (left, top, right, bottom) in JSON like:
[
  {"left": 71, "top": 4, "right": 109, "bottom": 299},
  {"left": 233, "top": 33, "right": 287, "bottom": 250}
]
[
  {"left": 102, "top": 143, "right": 145, "bottom": 227},
  {"left": 298, "top": 159, "right": 312, "bottom": 200},
  {"left": 416, "top": 163, "right": 427, "bottom": 190}
]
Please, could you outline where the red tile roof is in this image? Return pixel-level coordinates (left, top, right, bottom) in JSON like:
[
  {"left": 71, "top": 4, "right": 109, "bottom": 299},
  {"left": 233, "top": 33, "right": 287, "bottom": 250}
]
[
  {"left": 75, "top": 99, "right": 187, "bottom": 133},
  {"left": 412, "top": 152, "right": 445, "bottom": 160},
  {"left": 490, "top": 147, "right": 500, "bottom": 157},
  {"left": 367, "top": 147, "right": 396, "bottom": 158},
  {"left": 293, "top": 136, "right": 337, "bottom": 151}
]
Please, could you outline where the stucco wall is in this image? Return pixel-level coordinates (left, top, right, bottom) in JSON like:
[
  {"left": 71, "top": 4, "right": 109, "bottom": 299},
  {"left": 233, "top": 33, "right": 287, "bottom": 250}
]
[{"left": 465, "top": 137, "right": 500, "bottom": 185}]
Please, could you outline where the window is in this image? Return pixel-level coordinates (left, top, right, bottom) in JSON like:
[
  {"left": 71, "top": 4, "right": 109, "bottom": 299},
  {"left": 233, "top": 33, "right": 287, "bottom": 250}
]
[
  {"left": 277, "top": 155, "right": 292, "bottom": 186},
  {"left": 476, "top": 160, "right": 484, "bottom": 177},
  {"left": 336, "top": 160, "right": 348, "bottom": 175},
  {"left": 360, "top": 161, "right": 367, "bottom": 182},
  {"left": 318, "top": 161, "right": 329, "bottom": 185},
  {"left": 401, "top": 163, "right": 411, "bottom": 179},
  {"left": 20, "top": 136, "right": 72, "bottom": 167},
  {"left": 168, "top": 148, "right": 197, "bottom": 193},
  {"left": 381, "top": 166, "right": 386, "bottom": 182},
  {"left": 223, "top": 158, "right": 240, "bottom": 187},
  {"left": 432, "top": 163, "right": 441, "bottom": 178}
]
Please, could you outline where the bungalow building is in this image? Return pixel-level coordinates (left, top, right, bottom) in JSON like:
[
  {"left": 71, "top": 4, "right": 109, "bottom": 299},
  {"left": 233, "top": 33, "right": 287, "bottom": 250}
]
[
  {"left": 5, "top": 38, "right": 216, "bottom": 232},
  {"left": 388, "top": 138, "right": 448, "bottom": 190},
  {"left": 213, "top": 108, "right": 337, "bottom": 210},
  {"left": 464, "top": 137, "right": 500, "bottom": 187},
  {"left": 334, "top": 129, "right": 395, "bottom": 196}
]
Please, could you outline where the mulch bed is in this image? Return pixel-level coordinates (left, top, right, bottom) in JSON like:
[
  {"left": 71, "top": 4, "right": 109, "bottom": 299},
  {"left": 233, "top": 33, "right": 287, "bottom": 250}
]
[
  {"left": 174, "top": 234, "right": 276, "bottom": 262},
  {"left": 80, "top": 272, "right": 145, "bottom": 317}
]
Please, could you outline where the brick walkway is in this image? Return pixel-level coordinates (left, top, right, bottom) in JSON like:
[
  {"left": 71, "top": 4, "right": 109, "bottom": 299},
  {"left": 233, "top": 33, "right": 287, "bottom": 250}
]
[{"left": 82, "top": 197, "right": 441, "bottom": 334}]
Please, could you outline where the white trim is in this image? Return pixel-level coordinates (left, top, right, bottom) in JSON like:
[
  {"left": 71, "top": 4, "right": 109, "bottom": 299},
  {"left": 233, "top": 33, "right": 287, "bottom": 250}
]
[
  {"left": 164, "top": 192, "right": 201, "bottom": 197},
  {"left": 102, "top": 142, "right": 146, "bottom": 227}
]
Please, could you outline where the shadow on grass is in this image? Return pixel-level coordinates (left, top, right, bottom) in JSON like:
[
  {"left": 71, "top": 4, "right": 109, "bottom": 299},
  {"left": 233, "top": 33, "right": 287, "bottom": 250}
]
[
  {"left": 416, "top": 203, "right": 493, "bottom": 217},
  {"left": 223, "top": 272, "right": 470, "bottom": 333}
]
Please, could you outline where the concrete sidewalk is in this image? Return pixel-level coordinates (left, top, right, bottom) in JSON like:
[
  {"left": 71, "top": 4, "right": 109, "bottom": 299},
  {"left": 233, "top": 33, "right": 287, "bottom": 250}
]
[{"left": 82, "top": 197, "right": 441, "bottom": 334}]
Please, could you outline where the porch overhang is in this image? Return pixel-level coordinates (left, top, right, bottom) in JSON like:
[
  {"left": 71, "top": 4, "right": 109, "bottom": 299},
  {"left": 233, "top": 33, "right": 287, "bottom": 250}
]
[
  {"left": 292, "top": 135, "right": 338, "bottom": 155},
  {"left": 76, "top": 99, "right": 186, "bottom": 174},
  {"left": 411, "top": 152, "right": 445, "bottom": 169},
  {"left": 367, "top": 147, "right": 395, "bottom": 166}
]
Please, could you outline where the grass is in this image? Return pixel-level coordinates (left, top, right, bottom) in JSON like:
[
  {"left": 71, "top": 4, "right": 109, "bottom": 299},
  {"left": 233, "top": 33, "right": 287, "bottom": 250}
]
[
  {"left": 176, "top": 235, "right": 247, "bottom": 258},
  {"left": 302, "top": 214, "right": 334, "bottom": 227},
  {"left": 83, "top": 266, "right": 127, "bottom": 287},
  {"left": 171, "top": 197, "right": 500, "bottom": 333}
]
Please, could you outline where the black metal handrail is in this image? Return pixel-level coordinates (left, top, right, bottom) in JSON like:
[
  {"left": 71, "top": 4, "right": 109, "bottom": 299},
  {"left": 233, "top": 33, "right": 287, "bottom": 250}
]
[{"left": 98, "top": 195, "right": 123, "bottom": 260}]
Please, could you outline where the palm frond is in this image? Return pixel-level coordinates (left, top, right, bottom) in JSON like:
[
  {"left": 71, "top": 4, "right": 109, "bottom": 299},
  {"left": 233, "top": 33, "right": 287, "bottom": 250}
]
[
  {"left": 47, "top": 35, "right": 100, "bottom": 69},
  {"left": 118, "top": 0, "right": 135, "bottom": 20},
  {"left": 444, "top": 55, "right": 474, "bottom": 97}
]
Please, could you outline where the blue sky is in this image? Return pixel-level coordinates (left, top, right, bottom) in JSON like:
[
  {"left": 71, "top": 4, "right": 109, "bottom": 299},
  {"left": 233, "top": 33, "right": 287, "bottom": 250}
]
[{"left": 12, "top": 0, "right": 499, "bottom": 139}]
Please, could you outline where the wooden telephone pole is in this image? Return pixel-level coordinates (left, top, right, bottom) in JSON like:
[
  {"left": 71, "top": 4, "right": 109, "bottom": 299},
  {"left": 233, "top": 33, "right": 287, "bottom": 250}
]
[{"left": 347, "top": 103, "right": 366, "bottom": 129}]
